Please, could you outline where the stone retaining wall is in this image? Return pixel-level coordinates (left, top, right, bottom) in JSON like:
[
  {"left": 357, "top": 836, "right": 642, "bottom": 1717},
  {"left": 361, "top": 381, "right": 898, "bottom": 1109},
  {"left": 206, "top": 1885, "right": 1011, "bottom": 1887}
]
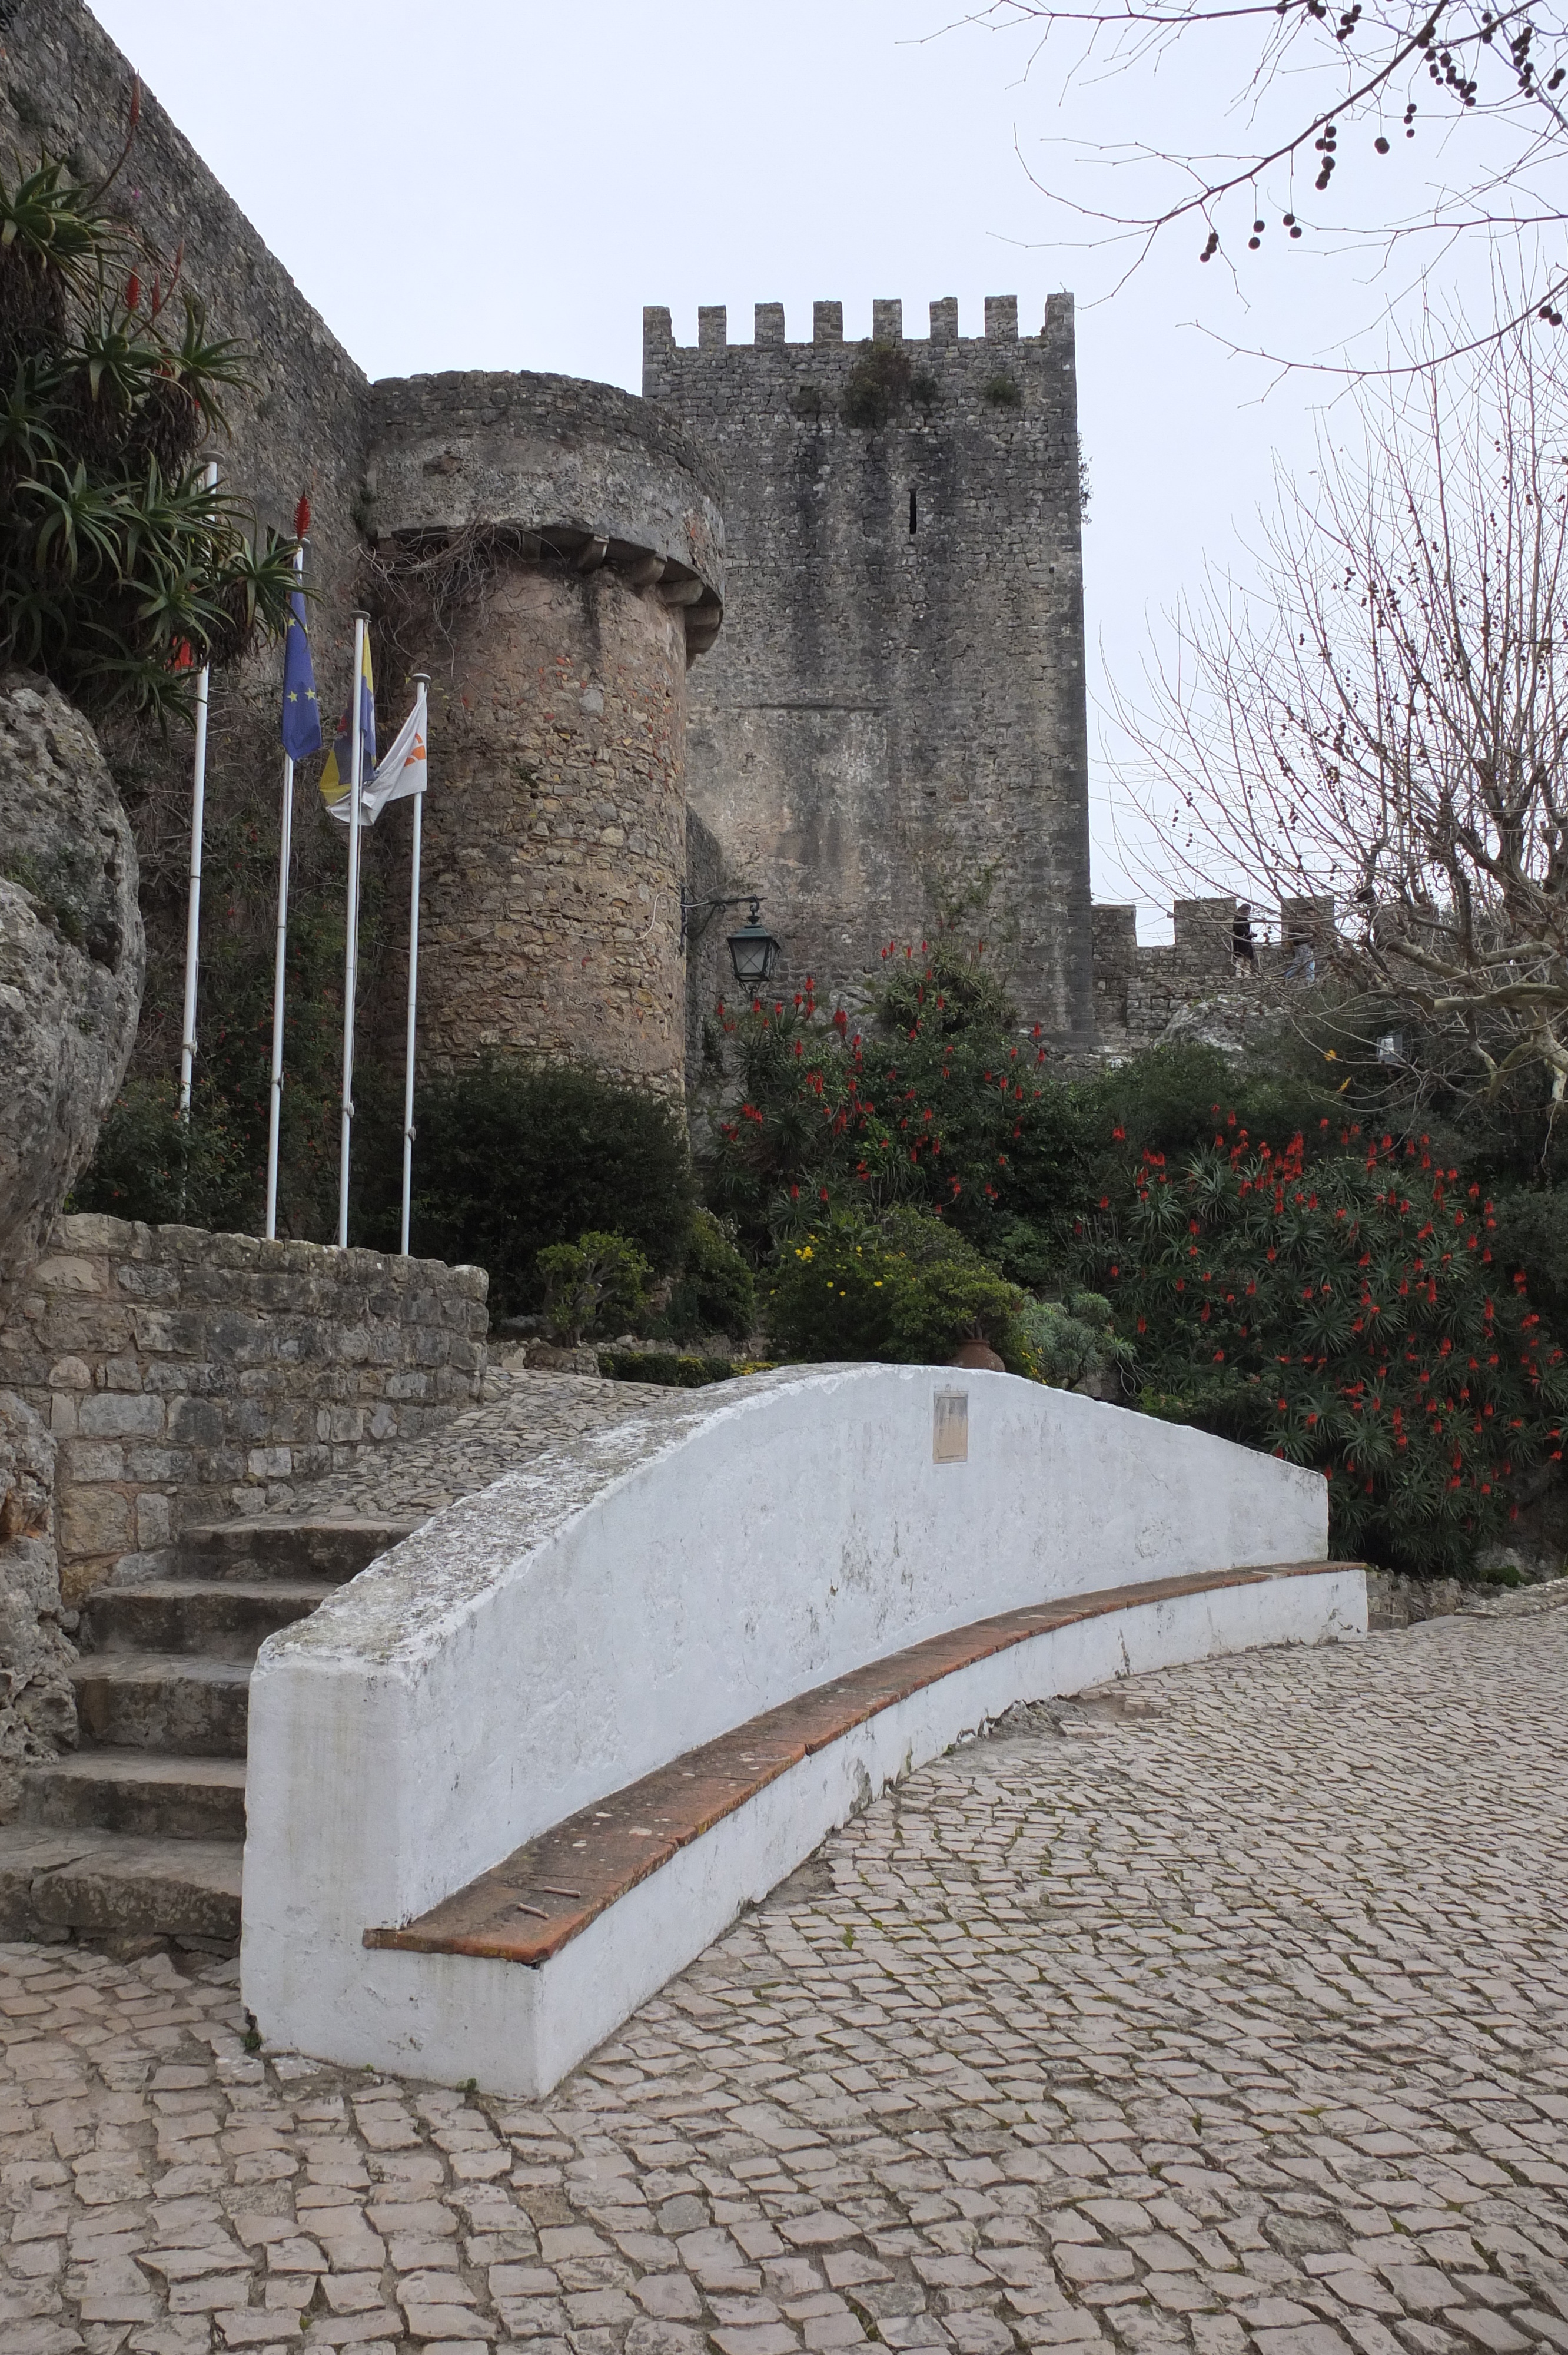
[{"left": 0, "top": 1216, "right": 487, "bottom": 1604}]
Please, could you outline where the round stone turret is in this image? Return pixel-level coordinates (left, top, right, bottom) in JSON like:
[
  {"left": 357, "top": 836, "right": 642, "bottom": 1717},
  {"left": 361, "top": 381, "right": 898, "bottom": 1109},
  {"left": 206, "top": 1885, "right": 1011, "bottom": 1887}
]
[{"left": 365, "top": 372, "right": 725, "bottom": 1096}]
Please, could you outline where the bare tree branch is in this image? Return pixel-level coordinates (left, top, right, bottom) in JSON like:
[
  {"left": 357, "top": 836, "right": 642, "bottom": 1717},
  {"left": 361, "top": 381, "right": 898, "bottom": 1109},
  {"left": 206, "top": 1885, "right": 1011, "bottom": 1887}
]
[
  {"left": 1107, "top": 336, "right": 1568, "bottom": 1093},
  {"left": 946, "top": 0, "right": 1568, "bottom": 360}
]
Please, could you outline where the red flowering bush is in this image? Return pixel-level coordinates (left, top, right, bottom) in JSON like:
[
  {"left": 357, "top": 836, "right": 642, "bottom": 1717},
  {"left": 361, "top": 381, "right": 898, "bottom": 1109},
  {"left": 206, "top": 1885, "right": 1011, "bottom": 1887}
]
[
  {"left": 1086, "top": 1115, "right": 1568, "bottom": 1575},
  {"left": 706, "top": 947, "right": 1091, "bottom": 1258}
]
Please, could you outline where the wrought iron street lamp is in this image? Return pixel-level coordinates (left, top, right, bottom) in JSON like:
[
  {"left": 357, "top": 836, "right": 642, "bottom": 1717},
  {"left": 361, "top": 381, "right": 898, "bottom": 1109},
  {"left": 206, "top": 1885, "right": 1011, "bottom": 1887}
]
[
  {"left": 682, "top": 888, "right": 783, "bottom": 987},
  {"left": 724, "top": 900, "right": 782, "bottom": 987}
]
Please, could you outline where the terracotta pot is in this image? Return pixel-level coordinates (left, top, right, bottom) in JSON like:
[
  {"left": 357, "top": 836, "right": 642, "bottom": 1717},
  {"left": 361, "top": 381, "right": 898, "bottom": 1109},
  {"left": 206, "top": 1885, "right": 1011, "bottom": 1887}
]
[{"left": 948, "top": 1338, "right": 1005, "bottom": 1373}]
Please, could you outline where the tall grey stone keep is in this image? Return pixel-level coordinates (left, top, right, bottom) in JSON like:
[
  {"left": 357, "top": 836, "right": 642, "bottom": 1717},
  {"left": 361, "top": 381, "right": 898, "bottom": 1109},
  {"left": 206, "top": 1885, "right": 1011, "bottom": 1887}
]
[{"left": 645, "top": 296, "right": 1094, "bottom": 1043}]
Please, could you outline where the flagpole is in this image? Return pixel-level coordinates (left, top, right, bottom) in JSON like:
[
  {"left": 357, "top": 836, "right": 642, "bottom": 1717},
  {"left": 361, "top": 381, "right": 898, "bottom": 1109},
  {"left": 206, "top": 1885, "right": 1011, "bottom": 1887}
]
[
  {"left": 177, "top": 457, "right": 220, "bottom": 1122},
  {"left": 337, "top": 609, "right": 369, "bottom": 1250},
  {"left": 264, "top": 536, "right": 307, "bottom": 1243},
  {"left": 400, "top": 675, "right": 429, "bottom": 1258}
]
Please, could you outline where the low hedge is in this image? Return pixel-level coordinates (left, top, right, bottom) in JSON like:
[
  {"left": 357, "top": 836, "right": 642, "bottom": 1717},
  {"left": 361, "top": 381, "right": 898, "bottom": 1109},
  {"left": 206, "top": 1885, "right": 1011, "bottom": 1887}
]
[{"left": 599, "top": 1351, "right": 744, "bottom": 1388}]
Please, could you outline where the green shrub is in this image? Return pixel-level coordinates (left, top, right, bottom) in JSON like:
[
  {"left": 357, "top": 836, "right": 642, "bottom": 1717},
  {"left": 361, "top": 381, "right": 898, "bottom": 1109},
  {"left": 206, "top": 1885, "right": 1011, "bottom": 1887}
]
[
  {"left": 1085, "top": 1116, "right": 1568, "bottom": 1577},
  {"left": 892, "top": 1256, "right": 1029, "bottom": 1368},
  {"left": 1489, "top": 1188, "right": 1568, "bottom": 1335},
  {"left": 982, "top": 374, "right": 1022, "bottom": 410},
  {"left": 1015, "top": 1292, "right": 1130, "bottom": 1391},
  {"left": 842, "top": 340, "right": 912, "bottom": 429},
  {"left": 1078, "top": 1041, "right": 1338, "bottom": 1163},
  {"left": 536, "top": 1230, "right": 651, "bottom": 1345},
  {"left": 599, "top": 1350, "right": 739, "bottom": 1388},
  {"left": 764, "top": 1206, "right": 1027, "bottom": 1369},
  {"left": 352, "top": 1057, "right": 694, "bottom": 1316},
  {"left": 984, "top": 1215, "right": 1063, "bottom": 1292},
  {"left": 660, "top": 1208, "right": 756, "bottom": 1342},
  {"left": 876, "top": 941, "right": 1016, "bottom": 1037},
  {"left": 67, "top": 1076, "right": 249, "bottom": 1232}
]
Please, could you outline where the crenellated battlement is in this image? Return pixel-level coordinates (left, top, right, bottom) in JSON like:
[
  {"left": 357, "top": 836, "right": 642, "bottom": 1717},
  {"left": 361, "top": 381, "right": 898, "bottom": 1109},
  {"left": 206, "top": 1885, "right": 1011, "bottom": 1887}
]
[
  {"left": 643, "top": 293, "right": 1071, "bottom": 370},
  {"left": 1094, "top": 895, "right": 1338, "bottom": 1054}
]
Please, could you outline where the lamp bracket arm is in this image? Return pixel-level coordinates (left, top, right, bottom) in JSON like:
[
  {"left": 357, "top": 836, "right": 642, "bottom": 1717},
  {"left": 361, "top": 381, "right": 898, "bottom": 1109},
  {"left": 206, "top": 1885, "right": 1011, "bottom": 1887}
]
[{"left": 680, "top": 884, "right": 763, "bottom": 943}]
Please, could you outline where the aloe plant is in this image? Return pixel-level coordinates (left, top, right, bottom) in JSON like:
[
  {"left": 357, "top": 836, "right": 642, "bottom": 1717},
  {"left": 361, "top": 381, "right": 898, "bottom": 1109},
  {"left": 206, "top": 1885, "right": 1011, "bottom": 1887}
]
[{"left": 0, "top": 148, "right": 294, "bottom": 721}]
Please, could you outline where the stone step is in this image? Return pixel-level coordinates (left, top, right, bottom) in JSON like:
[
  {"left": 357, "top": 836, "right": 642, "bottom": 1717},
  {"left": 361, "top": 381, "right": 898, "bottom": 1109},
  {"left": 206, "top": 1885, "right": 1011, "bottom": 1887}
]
[
  {"left": 0, "top": 1826, "right": 241, "bottom": 1943},
  {"left": 82, "top": 1579, "right": 337, "bottom": 1660},
  {"left": 70, "top": 1652, "right": 251, "bottom": 1756},
  {"left": 20, "top": 1751, "right": 247, "bottom": 1842},
  {"left": 22, "top": 1514, "right": 407, "bottom": 1948},
  {"left": 176, "top": 1518, "right": 414, "bottom": 1586}
]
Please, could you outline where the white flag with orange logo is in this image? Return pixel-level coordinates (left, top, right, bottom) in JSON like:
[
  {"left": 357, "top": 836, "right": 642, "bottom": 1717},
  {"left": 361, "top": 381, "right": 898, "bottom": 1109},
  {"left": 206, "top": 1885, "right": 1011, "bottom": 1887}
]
[{"left": 328, "top": 681, "right": 427, "bottom": 826}]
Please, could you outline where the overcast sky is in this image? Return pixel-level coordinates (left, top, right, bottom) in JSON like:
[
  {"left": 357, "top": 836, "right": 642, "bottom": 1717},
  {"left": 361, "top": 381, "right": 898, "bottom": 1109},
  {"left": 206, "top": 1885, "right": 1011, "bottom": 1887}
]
[{"left": 84, "top": 0, "right": 1497, "bottom": 938}]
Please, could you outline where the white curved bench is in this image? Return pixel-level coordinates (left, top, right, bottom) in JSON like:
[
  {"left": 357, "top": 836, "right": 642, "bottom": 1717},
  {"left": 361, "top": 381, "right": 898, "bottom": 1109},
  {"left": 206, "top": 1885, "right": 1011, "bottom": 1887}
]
[{"left": 241, "top": 1365, "right": 1364, "bottom": 2096}]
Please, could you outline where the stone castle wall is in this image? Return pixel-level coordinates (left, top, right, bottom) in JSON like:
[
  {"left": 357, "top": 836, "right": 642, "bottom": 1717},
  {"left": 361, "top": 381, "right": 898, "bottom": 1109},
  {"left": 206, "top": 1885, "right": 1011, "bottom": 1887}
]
[
  {"left": 646, "top": 295, "right": 1092, "bottom": 1044},
  {"left": 395, "top": 562, "right": 692, "bottom": 1092},
  {"left": 5, "top": 5, "right": 1123, "bottom": 1123},
  {"left": 0, "top": 6, "right": 732, "bottom": 1119},
  {"left": 0, "top": 1217, "right": 487, "bottom": 1604},
  {"left": 683, "top": 808, "right": 728, "bottom": 1076},
  {"left": 363, "top": 372, "right": 725, "bottom": 599},
  {"left": 1092, "top": 895, "right": 1337, "bottom": 1053},
  {"left": 0, "top": 2, "right": 376, "bottom": 1109}
]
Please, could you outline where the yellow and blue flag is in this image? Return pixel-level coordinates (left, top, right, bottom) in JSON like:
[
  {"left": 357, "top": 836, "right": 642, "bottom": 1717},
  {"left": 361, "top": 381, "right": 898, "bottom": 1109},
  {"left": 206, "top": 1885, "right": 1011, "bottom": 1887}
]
[
  {"left": 320, "top": 634, "right": 376, "bottom": 815},
  {"left": 279, "top": 588, "right": 323, "bottom": 762}
]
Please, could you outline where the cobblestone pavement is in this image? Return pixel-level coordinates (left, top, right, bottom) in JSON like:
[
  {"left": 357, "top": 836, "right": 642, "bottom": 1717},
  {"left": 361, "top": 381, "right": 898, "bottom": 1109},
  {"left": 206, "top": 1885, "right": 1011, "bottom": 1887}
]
[
  {"left": 5, "top": 1599, "right": 1568, "bottom": 2355},
  {"left": 262, "top": 1372, "right": 681, "bottom": 1526}
]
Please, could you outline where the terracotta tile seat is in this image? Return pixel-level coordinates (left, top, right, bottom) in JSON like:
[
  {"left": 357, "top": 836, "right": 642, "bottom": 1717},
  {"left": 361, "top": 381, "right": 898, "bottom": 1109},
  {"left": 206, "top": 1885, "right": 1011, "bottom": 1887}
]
[{"left": 365, "top": 1558, "right": 1355, "bottom": 1970}]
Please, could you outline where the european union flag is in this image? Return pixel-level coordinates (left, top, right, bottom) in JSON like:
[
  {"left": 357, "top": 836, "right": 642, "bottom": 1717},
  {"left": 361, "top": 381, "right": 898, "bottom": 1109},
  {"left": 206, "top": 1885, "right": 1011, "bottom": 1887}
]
[{"left": 280, "top": 588, "right": 323, "bottom": 762}]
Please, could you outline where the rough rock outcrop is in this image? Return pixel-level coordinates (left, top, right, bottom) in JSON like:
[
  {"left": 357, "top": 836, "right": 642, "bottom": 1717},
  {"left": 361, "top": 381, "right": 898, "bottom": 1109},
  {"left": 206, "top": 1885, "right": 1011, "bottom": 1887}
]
[
  {"left": 0, "top": 1391, "right": 76, "bottom": 1822},
  {"left": 0, "top": 672, "right": 144, "bottom": 1307},
  {"left": 0, "top": 675, "right": 139, "bottom": 1814},
  {"left": 1157, "top": 990, "right": 1288, "bottom": 1059}
]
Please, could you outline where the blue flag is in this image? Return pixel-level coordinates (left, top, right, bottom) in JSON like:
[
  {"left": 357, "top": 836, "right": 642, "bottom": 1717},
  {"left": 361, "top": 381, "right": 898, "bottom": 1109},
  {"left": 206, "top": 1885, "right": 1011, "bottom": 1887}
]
[{"left": 280, "top": 588, "right": 323, "bottom": 761}]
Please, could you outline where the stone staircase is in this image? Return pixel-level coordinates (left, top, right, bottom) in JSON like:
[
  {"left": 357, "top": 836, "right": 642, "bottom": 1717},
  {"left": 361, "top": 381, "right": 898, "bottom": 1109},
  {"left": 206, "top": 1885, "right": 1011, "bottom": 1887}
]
[{"left": 0, "top": 1517, "right": 410, "bottom": 1950}]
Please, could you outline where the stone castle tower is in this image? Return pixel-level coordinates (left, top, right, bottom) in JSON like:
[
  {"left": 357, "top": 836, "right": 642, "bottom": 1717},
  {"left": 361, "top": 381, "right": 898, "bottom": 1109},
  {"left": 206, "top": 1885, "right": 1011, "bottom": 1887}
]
[
  {"left": 647, "top": 296, "right": 1093, "bottom": 1047},
  {"left": 5, "top": 0, "right": 1101, "bottom": 1115},
  {"left": 363, "top": 373, "right": 724, "bottom": 1095}
]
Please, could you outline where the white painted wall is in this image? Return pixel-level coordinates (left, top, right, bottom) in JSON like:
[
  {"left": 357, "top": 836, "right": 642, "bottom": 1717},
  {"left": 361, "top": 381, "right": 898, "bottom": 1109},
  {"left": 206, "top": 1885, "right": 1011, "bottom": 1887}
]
[{"left": 242, "top": 1365, "right": 1340, "bottom": 2087}]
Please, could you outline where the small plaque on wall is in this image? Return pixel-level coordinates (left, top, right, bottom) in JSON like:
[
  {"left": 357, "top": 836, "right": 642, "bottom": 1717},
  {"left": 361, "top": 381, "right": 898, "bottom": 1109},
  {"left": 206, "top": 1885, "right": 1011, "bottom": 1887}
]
[{"left": 933, "top": 1389, "right": 969, "bottom": 1464}]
